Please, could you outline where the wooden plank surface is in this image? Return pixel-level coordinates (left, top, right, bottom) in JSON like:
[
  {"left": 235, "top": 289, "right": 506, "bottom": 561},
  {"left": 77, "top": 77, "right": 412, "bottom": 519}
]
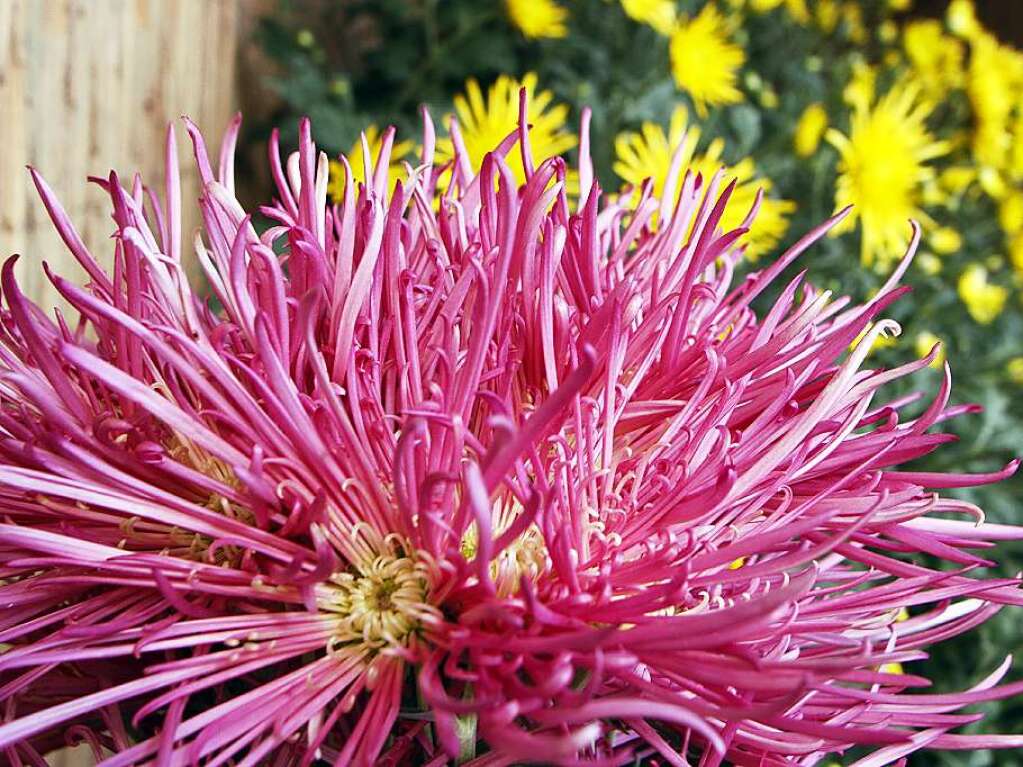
[
  {"left": 0, "top": 2, "right": 244, "bottom": 764},
  {"left": 0, "top": 0, "right": 242, "bottom": 311}
]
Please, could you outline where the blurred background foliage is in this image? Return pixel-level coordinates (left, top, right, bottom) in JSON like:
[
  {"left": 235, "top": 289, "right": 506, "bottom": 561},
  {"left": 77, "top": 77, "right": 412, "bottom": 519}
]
[{"left": 247, "top": 1, "right": 1023, "bottom": 763}]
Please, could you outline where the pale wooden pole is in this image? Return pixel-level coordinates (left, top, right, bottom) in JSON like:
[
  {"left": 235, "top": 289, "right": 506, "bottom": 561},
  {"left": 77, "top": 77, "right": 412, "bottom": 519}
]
[
  {"left": 0, "top": 0, "right": 243, "bottom": 312},
  {"left": 0, "top": 2, "right": 245, "bottom": 765}
]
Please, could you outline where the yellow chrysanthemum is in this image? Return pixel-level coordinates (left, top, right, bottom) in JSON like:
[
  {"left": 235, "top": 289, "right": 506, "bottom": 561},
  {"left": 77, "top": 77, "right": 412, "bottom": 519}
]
[
  {"left": 842, "top": 60, "right": 876, "bottom": 111},
  {"left": 915, "top": 331, "right": 946, "bottom": 368},
  {"left": 879, "top": 20, "right": 899, "bottom": 45},
  {"left": 850, "top": 322, "right": 899, "bottom": 355},
  {"left": 669, "top": 4, "right": 746, "bottom": 117},
  {"left": 917, "top": 252, "right": 943, "bottom": 275},
  {"left": 1009, "top": 108, "right": 1023, "bottom": 181},
  {"left": 748, "top": 0, "right": 811, "bottom": 24},
  {"left": 880, "top": 607, "right": 912, "bottom": 673},
  {"left": 621, "top": 0, "right": 676, "bottom": 35},
  {"left": 614, "top": 105, "right": 794, "bottom": 259},
  {"left": 505, "top": 0, "right": 568, "bottom": 39},
  {"left": 1007, "top": 356, "right": 1023, "bottom": 385},
  {"left": 327, "top": 125, "right": 415, "bottom": 201},
  {"left": 966, "top": 31, "right": 1023, "bottom": 174},
  {"left": 904, "top": 20, "right": 965, "bottom": 96},
  {"left": 827, "top": 82, "right": 949, "bottom": 270},
  {"left": 940, "top": 166, "right": 977, "bottom": 196},
  {"left": 958, "top": 264, "right": 1007, "bottom": 324},
  {"left": 947, "top": 0, "right": 982, "bottom": 40},
  {"left": 815, "top": 0, "right": 840, "bottom": 33},
  {"left": 1009, "top": 231, "right": 1023, "bottom": 276},
  {"left": 436, "top": 73, "right": 577, "bottom": 187},
  {"left": 929, "top": 226, "right": 962, "bottom": 255},
  {"left": 841, "top": 2, "right": 867, "bottom": 44},
  {"left": 1001, "top": 192, "right": 1023, "bottom": 235},
  {"left": 794, "top": 103, "right": 828, "bottom": 157}
]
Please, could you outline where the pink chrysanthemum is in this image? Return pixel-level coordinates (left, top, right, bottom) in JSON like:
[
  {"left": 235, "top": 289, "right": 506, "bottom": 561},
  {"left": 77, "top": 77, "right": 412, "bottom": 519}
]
[{"left": 1, "top": 98, "right": 1022, "bottom": 767}]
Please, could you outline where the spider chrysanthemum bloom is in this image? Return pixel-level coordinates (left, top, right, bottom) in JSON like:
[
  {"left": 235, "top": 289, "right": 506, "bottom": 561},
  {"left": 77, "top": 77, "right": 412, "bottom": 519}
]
[{"left": 1, "top": 101, "right": 1023, "bottom": 766}]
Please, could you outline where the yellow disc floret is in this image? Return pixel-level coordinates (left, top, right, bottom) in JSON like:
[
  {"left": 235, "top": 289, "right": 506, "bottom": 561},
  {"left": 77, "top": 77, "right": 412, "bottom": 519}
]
[{"left": 322, "top": 544, "right": 437, "bottom": 650}]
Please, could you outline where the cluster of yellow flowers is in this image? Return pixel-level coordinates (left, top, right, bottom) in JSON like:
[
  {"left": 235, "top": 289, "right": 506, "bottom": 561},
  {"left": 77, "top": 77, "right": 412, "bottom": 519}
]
[
  {"left": 329, "top": 0, "right": 1023, "bottom": 384},
  {"left": 903, "top": 1, "right": 1020, "bottom": 334},
  {"left": 492, "top": 0, "right": 796, "bottom": 260},
  {"left": 788, "top": 0, "right": 1020, "bottom": 377},
  {"left": 326, "top": 73, "right": 577, "bottom": 197}
]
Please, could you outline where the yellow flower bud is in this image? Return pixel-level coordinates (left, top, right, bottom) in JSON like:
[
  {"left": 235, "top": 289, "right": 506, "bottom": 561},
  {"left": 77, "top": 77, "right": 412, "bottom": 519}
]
[
  {"left": 939, "top": 166, "right": 976, "bottom": 194},
  {"left": 621, "top": 0, "right": 676, "bottom": 36},
  {"left": 879, "top": 21, "right": 898, "bottom": 45},
  {"left": 979, "top": 166, "right": 1007, "bottom": 199},
  {"left": 947, "top": 0, "right": 981, "bottom": 39},
  {"left": 922, "top": 179, "right": 947, "bottom": 207},
  {"left": 929, "top": 227, "right": 962, "bottom": 255},
  {"left": 842, "top": 3, "right": 867, "bottom": 44},
  {"left": 1009, "top": 233, "right": 1023, "bottom": 274},
  {"left": 999, "top": 193, "right": 1023, "bottom": 235},
  {"left": 842, "top": 61, "right": 876, "bottom": 109},
  {"left": 816, "top": 0, "right": 840, "bottom": 33},
  {"left": 1008, "top": 357, "right": 1023, "bottom": 385},
  {"left": 958, "top": 264, "right": 1007, "bottom": 324},
  {"left": 915, "top": 331, "right": 945, "bottom": 368},
  {"left": 794, "top": 103, "right": 828, "bottom": 157},
  {"left": 917, "top": 252, "right": 943, "bottom": 275},
  {"left": 850, "top": 323, "right": 898, "bottom": 354}
]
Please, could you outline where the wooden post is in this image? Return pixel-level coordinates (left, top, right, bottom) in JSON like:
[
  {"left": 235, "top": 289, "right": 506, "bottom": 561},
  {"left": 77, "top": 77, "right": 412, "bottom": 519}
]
[{"left": 0, "top": 0, "right": 243, "bottom": 311}]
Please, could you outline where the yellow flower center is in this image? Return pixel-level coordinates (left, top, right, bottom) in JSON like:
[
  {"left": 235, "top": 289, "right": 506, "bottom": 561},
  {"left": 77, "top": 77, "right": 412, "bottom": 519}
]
[
  {"left": 462, "top": 524, "right": 550, "bottom": 597},
  {"left": 322, "top": 551, "right": 435, "bottom": 650}
]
